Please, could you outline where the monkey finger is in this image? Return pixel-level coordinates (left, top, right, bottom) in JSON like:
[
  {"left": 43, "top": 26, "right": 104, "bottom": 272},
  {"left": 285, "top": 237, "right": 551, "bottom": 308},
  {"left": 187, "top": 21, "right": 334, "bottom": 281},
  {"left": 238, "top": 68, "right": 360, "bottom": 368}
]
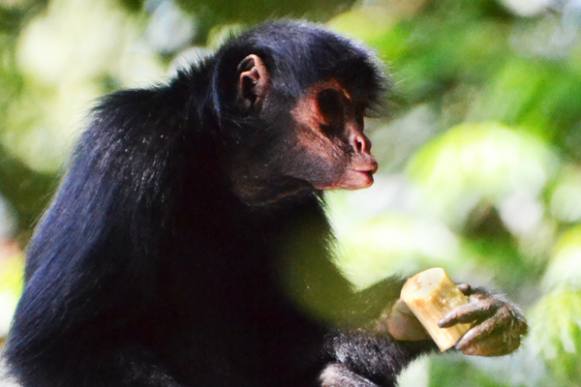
[
  {"left": 392, "top": 299, "right": 415, "bottom": 317},
  {"left": 467, "top": 291, "right": 497, "bottom": 304},
  {"left": 456, "top": 313, "right": 510, "bottom": 352},
  {"left": 456, "top": 320, "right": 496, "bottom": 352},
  {"left": 458, "top": 332, "right": 519, "bottom": 356},
  {"left": 461, "top": 318, "right": 521, "bottom": 356},
  {"left": 457, "top": 283, "right": 472, "bottom": 295},
  {"left": 491, "top": 307, "right": 517, "bottom": 327},
  {"left": 438, "top": 300, "right": 496, "bottom": 328},
  {"left": 495, "top": 306, "right": 528, "bottom": 338},
  {"left": 514, "top": 317, "right": 529, "bottom": 336}
]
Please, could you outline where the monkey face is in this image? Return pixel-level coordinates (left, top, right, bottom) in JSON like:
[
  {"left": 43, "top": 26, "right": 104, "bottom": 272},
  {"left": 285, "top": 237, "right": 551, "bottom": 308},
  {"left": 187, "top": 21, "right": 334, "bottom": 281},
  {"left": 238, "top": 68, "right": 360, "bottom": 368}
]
[{"left": 289, "top": 79, "right": 378, "bottom": 191}]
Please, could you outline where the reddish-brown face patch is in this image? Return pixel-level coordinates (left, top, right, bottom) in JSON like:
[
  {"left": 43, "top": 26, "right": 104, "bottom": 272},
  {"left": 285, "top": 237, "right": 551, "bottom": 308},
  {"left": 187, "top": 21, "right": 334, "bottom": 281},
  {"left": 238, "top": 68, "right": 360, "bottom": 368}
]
[
  {"left": 291, "top": 79, "right": 355, "bottom": 149},
  {"left": 290, "top": 80, "right": 349, "bottom": 183},
  {"left": 291, "top": 79, "right": 352, "bottom": 130}
]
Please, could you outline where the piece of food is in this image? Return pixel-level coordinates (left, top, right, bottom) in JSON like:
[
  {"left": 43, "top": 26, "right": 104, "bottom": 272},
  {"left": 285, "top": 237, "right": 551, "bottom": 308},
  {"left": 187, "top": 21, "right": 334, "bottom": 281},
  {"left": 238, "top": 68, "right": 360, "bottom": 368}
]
[{"left": 401, "top": 267, "right": 471, "bottom": 351}]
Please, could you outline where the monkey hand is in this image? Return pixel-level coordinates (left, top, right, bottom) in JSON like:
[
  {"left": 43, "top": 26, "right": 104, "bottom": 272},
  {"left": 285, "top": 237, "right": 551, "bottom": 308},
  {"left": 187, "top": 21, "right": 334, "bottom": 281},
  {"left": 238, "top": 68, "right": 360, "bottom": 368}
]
[
  {"left": 381, "top": 299, "right": 431, "bottom": 342},
  {"left": 438, "top": 284, "right": 528, "bottom": 356}
]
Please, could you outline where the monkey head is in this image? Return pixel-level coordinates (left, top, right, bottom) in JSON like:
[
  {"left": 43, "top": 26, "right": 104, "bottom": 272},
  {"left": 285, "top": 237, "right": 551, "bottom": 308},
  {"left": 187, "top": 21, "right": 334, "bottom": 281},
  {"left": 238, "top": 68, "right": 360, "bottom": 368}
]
[{"left": 214, "top": 22, "right": 386, "bottom": 204}]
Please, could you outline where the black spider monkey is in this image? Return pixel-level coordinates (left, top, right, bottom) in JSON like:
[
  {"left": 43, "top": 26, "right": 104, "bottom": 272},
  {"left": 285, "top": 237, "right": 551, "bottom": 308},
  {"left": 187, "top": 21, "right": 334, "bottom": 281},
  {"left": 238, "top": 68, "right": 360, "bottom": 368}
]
[{"left": 5, "top": 21, "right": 527, "bottom": 387}]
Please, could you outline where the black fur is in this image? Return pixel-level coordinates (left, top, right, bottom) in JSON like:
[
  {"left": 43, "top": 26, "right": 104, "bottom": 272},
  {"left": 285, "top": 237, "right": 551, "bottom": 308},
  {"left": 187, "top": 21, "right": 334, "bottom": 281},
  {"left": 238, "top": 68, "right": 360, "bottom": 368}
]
[{"left": 5, "top": 21, "right": 432, "bottom": 387}]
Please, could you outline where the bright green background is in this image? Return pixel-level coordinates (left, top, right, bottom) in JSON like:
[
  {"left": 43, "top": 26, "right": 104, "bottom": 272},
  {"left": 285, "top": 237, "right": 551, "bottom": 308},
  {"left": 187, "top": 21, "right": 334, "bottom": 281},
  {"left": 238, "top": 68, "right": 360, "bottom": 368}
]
[{"left": 1, "top": 0, "right": 581, "bottom": 385}]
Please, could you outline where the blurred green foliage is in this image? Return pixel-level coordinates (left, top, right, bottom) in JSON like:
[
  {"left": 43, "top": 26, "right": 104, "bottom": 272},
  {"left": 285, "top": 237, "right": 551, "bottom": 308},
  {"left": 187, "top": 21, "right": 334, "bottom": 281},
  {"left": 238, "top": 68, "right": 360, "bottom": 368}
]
[{"left": 1, "top": 0, "right": 581, "bottom": 385}]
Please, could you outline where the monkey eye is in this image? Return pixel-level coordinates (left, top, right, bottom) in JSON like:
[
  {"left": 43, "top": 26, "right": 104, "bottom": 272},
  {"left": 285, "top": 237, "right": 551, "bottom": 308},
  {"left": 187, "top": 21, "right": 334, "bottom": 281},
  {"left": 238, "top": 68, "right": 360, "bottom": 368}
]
[
  {"left": 317, "top": 89, "right": 343, "bottom": 117},
  {"left": 317, "top": 89, "right": 345, "bottom": 135}
]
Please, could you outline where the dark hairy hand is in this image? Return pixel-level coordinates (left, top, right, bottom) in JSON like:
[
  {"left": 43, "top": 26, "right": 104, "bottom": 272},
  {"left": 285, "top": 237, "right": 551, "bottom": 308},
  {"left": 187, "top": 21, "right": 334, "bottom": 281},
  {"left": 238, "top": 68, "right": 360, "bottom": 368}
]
[{"left": 438, "top": 284, "right": 528, "bottom": 356}]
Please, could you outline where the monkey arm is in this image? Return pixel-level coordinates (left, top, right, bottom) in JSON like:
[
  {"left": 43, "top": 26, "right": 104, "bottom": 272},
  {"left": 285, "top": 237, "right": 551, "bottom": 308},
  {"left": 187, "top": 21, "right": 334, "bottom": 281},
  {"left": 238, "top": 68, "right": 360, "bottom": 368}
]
[
  {"left": 320, "top": 278, "right": 436, "bottom": 387},
  {"left": 322, "top": 330, "right": 434, "bottom": 387},
  {"left": 275, "top": 201, "right": 435, "bottom": 386},
  {"left": 279, "top": 249, "right": 434, "bottom": 385}
]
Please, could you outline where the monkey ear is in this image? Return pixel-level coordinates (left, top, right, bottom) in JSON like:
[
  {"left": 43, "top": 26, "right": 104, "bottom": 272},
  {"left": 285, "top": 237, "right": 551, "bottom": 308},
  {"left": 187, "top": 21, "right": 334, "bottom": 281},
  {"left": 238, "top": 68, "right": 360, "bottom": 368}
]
[{"left": 236, "top": 54, "right": 269, "bottom": 112}]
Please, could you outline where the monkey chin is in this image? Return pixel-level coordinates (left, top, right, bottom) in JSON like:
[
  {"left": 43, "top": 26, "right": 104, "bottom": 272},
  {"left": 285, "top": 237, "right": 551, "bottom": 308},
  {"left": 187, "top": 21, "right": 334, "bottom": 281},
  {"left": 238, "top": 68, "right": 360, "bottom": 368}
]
[
  {"left": 343, "top": 170, "right": 375, "bottom": 190},
  {"left": 318, "top": 170, "right": 375, "bottom": 191}
]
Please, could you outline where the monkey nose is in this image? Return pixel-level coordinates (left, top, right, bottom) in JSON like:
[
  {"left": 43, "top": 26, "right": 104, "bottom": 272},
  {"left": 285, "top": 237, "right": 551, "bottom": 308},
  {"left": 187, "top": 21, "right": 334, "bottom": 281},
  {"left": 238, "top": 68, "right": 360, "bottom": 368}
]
[{"left": 350, "top": 132, "right": 372, "bottom": 154}]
